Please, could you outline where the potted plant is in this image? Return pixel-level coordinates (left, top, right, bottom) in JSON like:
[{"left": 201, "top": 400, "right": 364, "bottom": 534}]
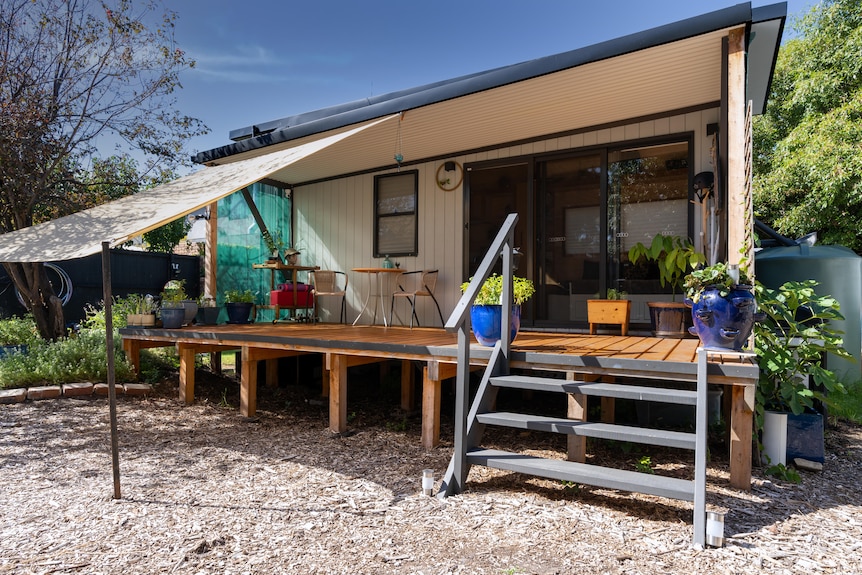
[
  {"left": 196, "top": 295, "right": 222, "bottom": 325},
  {"left": 682, "top": 261, "right": 758, "bottom": 351},
  {"left": 587, "top": 288, "right": 631, "bottom": 335},
  {"left": 126, "top": 293, "right": 157, "bottom": 327},
  {"left": 461, "top": 274, "right": 535, "bottom": 346},
  {"left": 628, "top": 234, "right": 706, "bottom": 337},
  {"left": 753, "top": 279, "right": 851, "bottom": 469},
  {"left": 224, "top": 288, "right": 256, "bottom": 324},
  {"left": 160, "top": 280, "right": 189, "bottom": 329},
  {"left": 263, "top": 231, "right": 285, "bottom": 261}
]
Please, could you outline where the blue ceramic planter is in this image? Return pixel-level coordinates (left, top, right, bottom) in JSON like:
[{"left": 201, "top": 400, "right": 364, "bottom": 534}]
[
  {"left": 686, "top": 285, "right": 759, "bottom": 351},
  {"left": 470, "top": 305, "right": 521, "bottom": 347}
]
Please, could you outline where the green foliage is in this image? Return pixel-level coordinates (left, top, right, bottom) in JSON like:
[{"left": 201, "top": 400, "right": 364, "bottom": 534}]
[
  {"left": 161, "top": 280, "right": 189, "bottom": 307},
  {"left": 628, "top": 234, "right": 705, "bottom": 300},
  {"left": 224, "top": 289, "right": 255, "bottom": 304},
  {"left": 461, "top": 274, "right": 536, "bottom": 306},
  {"left": 683, "top": 261, "right": 753, "bottom": 303},
  {"left": 605, "top": 288, "right": 628, "bottom": 300},
  {"left": 144, "top": 216, "right": 191, "bottom": 253},
  {"left": 635, "top": 456, "right": 654, "bottom": 474},
  {"left": 0, "top": 329, "right": 135, "bottom": 389},
  {"left": 754, "top": 0, "right": 862, "bottom": 251},
  {"left": 754, "top": 280, "right": 852, "bottom": 427},
  {"left": 764, "top": 462, "right": 802, "bottom": 484},
  {"left": 0, "top": 315, "right": 41, "bottom": 347}
]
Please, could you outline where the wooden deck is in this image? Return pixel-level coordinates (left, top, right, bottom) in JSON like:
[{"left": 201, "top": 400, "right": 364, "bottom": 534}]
[{"left": 120, "top": 322, "right": 758, "bottom": 489}]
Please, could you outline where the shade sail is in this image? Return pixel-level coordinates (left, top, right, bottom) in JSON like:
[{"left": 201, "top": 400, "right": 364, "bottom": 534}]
[{"left": 0, "top": 115, "right": 395, "bottom": 262}]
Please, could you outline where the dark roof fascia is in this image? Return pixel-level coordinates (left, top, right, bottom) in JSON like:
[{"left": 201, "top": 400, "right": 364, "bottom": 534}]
[
  {"left": 748, "top": 3, "right": 787, "bottom": 115},
  {"left": 193, "top": 2, "right": 764, "bottom": 165}
]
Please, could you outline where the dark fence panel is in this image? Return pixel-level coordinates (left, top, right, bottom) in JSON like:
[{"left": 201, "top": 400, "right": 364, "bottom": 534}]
[{"left": 0, "top": 250, "right": 200, "bottom": 324}]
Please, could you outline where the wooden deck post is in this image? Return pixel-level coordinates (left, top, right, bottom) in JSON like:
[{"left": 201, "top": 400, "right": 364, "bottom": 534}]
[
  {"left": 401, "top": 360, "right": 415, "bottom": 411},
  {"left": 329, "top": 354, "right": 348, "bottom": 433},
  {"left": 240, "top": 346, "right": 257, "bottom": 417},
  {"left": 178, "top": 343, "right": 196, "bottom": 405},
  {"left": 729, "top": 384, "right": 754, "bottom": 490},
  {"left": 726, "top": 26, "right": 748, "bottom": 267},
  {"left": 566, "top": 372, "right": 587, "bottom": 463}
]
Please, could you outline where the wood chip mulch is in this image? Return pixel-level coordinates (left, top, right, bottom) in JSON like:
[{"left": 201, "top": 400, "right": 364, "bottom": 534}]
[{"left": 1, "top": 367, "right": 860, "bottom": 574}]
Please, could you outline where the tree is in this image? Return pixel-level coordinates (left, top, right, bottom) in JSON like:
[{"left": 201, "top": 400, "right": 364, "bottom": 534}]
[
  {"left": 753, "top": 0, "right": 862, "bottom": 252},
  {"left": 0, "top": 0, "right": 207, "bottom": 339}
]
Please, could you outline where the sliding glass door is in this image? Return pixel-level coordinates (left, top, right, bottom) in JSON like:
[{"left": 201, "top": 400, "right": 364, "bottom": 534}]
[{"left": 464, "top": 137, "right": 692, "bottom": 328}]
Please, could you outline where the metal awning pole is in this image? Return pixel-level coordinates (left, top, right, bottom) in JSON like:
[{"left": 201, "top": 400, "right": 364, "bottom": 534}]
[{"left": 102, "top": 241, "right": 121, "bottom": 499}]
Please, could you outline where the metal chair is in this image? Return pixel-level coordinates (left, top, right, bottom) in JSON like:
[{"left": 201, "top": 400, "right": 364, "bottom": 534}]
[
  {"left": 391, "top": 270, "right": 444, "bottom": 327},
  {"left": 311, "top": 270, "right": 348, "bottom": 323}
]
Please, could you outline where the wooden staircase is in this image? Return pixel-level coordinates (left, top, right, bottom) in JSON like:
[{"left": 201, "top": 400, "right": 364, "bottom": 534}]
[
  {"left": 438, "top": 351, "right": 713, "bottom": 545},
  {"left": 441, "top": 212, "right": 716, "bottom": 546}
]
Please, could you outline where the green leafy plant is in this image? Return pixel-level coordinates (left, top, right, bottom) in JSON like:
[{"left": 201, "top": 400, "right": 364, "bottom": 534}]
[
  {"left": 0, "top": 315, "right": 40, "bottom": 347},
  {"left": 461, "top": 274, "right": 535, "bottom": 306},
  {"left": 160, "top": 280, "right": 188, "bottom": 308},
  {"left": 198, "top": 295, "right": 218, "bottom": 307},
  {"left": 224, "top": 289, "right": 255, "bottom": 304},
  {"left": 683, "top": 261, "right": 753, "bottom": 303},
  {"left": 754, "top": 280, "right": 852, "bottom": 423},
  {"left": 628, "top": 234, "right": 706, "bottom": 300},
  {"left": 262, "top": 231, "right": 285, "bottom": 256},
  {"left": 764, "top": 462, "right": 801, "bottom": 484},
  {"left": 635, "top": 455, "right": 654, "bottom": 474},
  {"left": 605, "top": 288, "right": 628, "bottom": 300}
]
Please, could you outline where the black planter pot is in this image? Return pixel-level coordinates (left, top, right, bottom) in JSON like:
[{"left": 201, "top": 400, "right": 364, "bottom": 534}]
[
  {"left": 160, "top": 307, "right": 185, "bottom": 329},
  {"left": 225, "top": 302, "right": 254, "bottom": 324},
  {"left": 197, "top": 306, "right": 222, "bottom": 325}
]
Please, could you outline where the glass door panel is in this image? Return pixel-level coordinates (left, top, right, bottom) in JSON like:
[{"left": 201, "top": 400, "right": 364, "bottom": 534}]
[
  {"left": 607, "top": 142, "right": 690, "bottom": 323},
  {"left": 537, "top": 154, "right": 602, "bottom": 324},
  {"left": 465, "top": 162, "right": 530, "bottom": 292}
]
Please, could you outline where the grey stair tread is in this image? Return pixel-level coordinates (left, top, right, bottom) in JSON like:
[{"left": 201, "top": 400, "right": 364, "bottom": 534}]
[
  {"left": 491, "top": 374, "right": 697, "bottom": 405},
  {"left": 466, "top": 448, "right": 695, "bottom": 501},
  {"left": 475, "top": 412, "right": 696, "bottom": 450}
]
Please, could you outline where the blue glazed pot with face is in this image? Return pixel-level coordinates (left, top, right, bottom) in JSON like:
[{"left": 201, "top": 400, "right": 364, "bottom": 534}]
[
  {"left": 470, "top": 305, "right": 521, "bottom": 347},
  {"left": 686, "top": 285, "right": 759, "bottom": 351}
]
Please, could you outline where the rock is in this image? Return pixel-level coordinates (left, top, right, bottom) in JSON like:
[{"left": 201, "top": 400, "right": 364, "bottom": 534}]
[{"left": 794, "top": 457, "right": 823, "bottom": 472}]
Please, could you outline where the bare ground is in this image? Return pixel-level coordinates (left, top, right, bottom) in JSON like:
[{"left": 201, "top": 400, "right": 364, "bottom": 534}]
[{"left": 1, "top": 365, "right": 861, "bottom": 575}]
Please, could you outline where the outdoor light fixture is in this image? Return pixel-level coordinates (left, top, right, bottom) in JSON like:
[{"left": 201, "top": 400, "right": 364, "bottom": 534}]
[
  {"left": 186, "top": 209, "right": 210, "bottom": 243},
  {"left": 444, "top": 161, "right": 456, "bottom": 172}
]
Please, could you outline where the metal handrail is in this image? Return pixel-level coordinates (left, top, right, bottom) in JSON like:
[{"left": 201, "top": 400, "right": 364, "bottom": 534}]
[{"left": 442, "top": 212, "right": 519, "bottom": 496}]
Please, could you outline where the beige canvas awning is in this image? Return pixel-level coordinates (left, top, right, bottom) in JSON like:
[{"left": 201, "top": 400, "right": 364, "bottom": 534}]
[{"left": 0, "top": 115, "right": 395, "bottom": 263}]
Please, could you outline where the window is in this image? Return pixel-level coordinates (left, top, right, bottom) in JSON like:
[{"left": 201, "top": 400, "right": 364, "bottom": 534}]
[{"left": 374, "top": 170, "right": 418, "bottom": 257}]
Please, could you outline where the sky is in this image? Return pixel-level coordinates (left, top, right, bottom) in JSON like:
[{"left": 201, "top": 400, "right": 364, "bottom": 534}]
[{"left": 168, "top": 0, "right": 818, "bottom": 162}]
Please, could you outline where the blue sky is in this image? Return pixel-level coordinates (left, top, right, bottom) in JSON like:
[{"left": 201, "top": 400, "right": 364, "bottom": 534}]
[{"left": 171, "top": 1, "right": 816, "bottom": 160}]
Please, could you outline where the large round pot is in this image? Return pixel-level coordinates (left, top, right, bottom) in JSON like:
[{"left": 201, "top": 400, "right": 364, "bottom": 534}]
[
  {"left": 470, "top": 305, "right": 521, "bottom": 347},
  {"left": 647, "top": 301, "right": 690, "bottom": 338},
  {"left": 225, "top": 302, "right": 254, "bottom": 324},
  {"left": 160, "top": 307, "right": 185, "bottom": 329},
  {"left": 687, "top": 285, "right": 758, "bottom": 351}
]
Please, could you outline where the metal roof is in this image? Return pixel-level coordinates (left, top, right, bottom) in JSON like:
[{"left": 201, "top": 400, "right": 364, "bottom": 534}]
[{"left": 193, "top": 2, "right": 786, "bottom": 186}]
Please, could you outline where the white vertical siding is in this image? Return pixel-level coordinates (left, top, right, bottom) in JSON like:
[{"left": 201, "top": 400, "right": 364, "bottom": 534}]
[{"left": 292, "top": 108, "right": 717, "bottom": 325}]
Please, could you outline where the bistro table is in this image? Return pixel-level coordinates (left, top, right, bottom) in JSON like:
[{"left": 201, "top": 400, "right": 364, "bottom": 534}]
[
  {"left": 253, "top": 261, "right": 320, "bottom": 321},
  {"left": 351, "top": 267, "right": 404, "bottom": 326}
]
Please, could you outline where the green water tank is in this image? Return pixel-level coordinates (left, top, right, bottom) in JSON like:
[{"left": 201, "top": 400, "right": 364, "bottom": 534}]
[{"left": 755, "top": 244, "right": 861, "bottom": 383}]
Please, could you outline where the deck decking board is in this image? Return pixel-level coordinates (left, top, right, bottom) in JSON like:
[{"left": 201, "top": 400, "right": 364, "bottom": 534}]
[{"left": 120, "top": 323, "right": 758, "bottom": 489}]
